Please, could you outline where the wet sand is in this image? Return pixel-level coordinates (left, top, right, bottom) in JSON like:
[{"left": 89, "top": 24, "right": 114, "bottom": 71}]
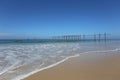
[{"left": 23, "top": 53, "right": 120, "bottom": 80}]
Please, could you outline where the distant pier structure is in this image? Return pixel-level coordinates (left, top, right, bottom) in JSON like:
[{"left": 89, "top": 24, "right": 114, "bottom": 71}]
[
  {"left": 52, "top": 33, "right": 108, "bottom": 41},
  {"left": 104, "top": 32, "right": 107, "bottom": 41},
  {"left": 94, "top": 34, "right": 96, "bottom": 41}
]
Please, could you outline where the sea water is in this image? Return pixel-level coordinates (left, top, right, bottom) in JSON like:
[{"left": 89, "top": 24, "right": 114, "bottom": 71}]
[{"left": 0, "top": 40, "right": 120, "bottom": 80}]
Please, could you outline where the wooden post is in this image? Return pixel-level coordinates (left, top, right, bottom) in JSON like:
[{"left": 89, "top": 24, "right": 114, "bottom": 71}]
[
  {"left": 98, "top": 33, "right": 101, "bottom": 41},
  {"left": 71, "top": 35, "right": 73, "bottom": 40},
  {"left": 75, "top": 35, "right": 78, "bottom": 40},
  {"left": 70, "top": 35, "right": 71, "bottom": 40},
  {"left": 94, "top": 34, "right": 96, "bottom": 41},
  {"left": 77, "top": 35, "right": 79, "bottom": 40},
  {"left": 67, "top": 35, "right": 69, "bottom": 41},
  {"left": 83, "top": 35, "right": 85, "bottom": 41},
  {"left": 79, "top": 35, "right": 81, "bottom": 41},
  {"left": 65, "top": 36, "right": 67, "bottom": 41},
  {"left": 63, "top": 36, "right": 65, "bottom": 40},
  {"left": 78, "top": 35, "right": 80, "bottom": 40},
  {"left": 74, "top": 35, "right": 76, "bottom": 40},
  {"left": 66, "top": 35, "right": 67, "bottom": 40},
  {"left": 104, "top": 32, "right": 107, "bottom": 41},
  {"left": 73, "top": 35, "right": 75, "bottom": 40},
  {"left": 75, "top": 35, "right": 77, "bottom": 40}
]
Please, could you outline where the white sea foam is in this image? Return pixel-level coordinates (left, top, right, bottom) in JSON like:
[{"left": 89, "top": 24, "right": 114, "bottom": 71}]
[
  {"left": 13, "top": 54, "right": 80, "bottom": 80},
  {"left": 0, "top": 61, "right": 20, "bottom": 75},
  {"left": 0, "top": 43, "right": 82, "bottom": 80},
  {"left": 0, "top": 41, "right": 120, "bottom": 80},
  {"left": 18, "top": 48, "right": 120, "bottom": 80}
]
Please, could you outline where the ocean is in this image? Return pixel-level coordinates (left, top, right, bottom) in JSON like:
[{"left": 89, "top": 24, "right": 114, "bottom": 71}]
[{"left": 0, "top": 40, "right": 120, "bottom": 80}]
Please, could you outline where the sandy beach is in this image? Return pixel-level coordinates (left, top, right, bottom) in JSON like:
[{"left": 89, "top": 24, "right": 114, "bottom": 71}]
[{"left": 23, "top": 52, "right": 120, "bottom": 80}]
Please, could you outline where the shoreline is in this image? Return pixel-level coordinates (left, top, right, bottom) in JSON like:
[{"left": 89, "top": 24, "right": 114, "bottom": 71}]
[
  {"left": 1, "top": 48, "right": 118, "bottom": 80},
  {"left": 16, "top": 54, "right": 80, "bottom": 80},
  {"left": 22, "top": 49, "right": 120, "bottom": 80},
  {"left": 0, "top": 41, "right": 120, "bottom": 80}
]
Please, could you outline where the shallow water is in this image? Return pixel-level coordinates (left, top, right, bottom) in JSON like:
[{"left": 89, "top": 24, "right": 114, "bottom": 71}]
[{"left": 0, "top": 41, "right": 120, "bottom": 80}]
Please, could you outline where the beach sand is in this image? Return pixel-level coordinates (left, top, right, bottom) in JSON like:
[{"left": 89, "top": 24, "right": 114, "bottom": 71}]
[{"left": 23, "top": 53, "right": 120, "bottom": 80}]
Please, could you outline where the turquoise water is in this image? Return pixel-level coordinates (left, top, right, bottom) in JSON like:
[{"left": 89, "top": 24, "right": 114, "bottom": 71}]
[{"left": 0, "top": 39, "right": 119, "bottom": 44}]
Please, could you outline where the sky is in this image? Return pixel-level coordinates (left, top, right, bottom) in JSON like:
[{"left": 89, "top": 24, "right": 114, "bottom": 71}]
[{"left": 0, "top": 0, "right": 120, "bottom": 38}]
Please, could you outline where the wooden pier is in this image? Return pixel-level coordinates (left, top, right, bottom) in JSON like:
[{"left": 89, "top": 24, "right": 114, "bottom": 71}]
[
  {"left": 52, "top": 33, "right": 108, "bottom": 41},
  {"left": 13, "top": 33, "right": 109, "bottom": 43}
]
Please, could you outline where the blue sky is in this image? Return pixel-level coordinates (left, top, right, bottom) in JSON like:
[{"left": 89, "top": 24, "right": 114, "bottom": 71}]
[{"left": 0, "top": 0, "right": 120, "bottom": 38}]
